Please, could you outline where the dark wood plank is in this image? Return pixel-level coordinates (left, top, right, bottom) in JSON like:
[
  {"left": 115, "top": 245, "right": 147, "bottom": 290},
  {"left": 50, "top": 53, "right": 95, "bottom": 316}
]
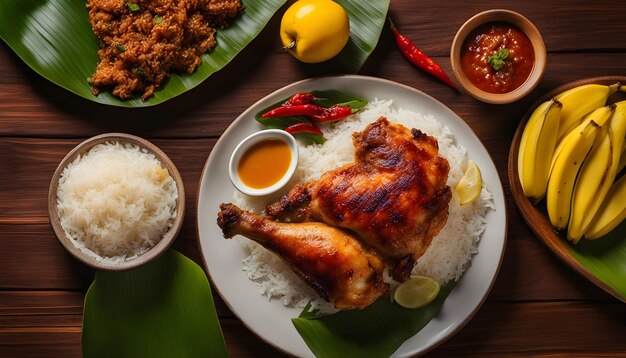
[
  {"left": 2, "top": 0, "right": 626, "bottom": 357},
  {"left": 0, "top": 291, "right": 280, "bottom": 357},
  {"left": 1, "top": 53, "right": 625, "bottom": 138},
  {"left": 0, "top": 331, "right": 82, "bottom": 358},
  {"left": 0, "top": 317, "right": 285, "bottom": 358},
  {"left": 2, "top": 292, "right": 625, "bottom": 357},
  {"left": 0, "top": 222, "right": 94, "bottom": 290},
  {"left": 3, "top": 219, "right": 616, "bottom": 302},
  {"left": 0, "top": 220, "right": 208, "bottom": 291},
  {"left": 0, "top": 288, "right": 232, "bottom": 331},
  {"left": 430, "top": 301, "right": 626, "bottom": 357},
  {"left": 0, "top": 138, "right": 214, "bottom": 219},
  {"left": 387, "top": 0, "right": 626, "bottom": 55}
]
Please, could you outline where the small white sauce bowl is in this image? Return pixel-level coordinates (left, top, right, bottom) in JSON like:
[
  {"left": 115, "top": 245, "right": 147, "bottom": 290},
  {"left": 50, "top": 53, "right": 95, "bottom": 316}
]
[{"left": 228, "top": 129, "right": 299, "bottom": 197}]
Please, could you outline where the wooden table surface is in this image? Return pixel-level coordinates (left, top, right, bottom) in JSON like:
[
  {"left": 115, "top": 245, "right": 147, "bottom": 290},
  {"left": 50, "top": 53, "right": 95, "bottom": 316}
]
[{"left": 2, "top": 1, "right": 626, "bottom": 357}]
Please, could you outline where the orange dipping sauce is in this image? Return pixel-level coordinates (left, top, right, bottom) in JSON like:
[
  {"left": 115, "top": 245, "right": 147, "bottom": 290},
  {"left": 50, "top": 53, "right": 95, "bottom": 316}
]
[
  {"left": 238, "top": 139, "right": 292, "bottom": 189},
  {"left": 461, "top": 22, "right": 535, "bottom": 94}
]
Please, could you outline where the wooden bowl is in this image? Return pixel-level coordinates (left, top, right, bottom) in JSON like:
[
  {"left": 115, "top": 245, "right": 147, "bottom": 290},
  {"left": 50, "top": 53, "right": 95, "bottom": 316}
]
[
  {"left": 48, "top": 133, "right": 185, "bottom": 271},
  {"left": 508, "top": 76, "right": 626, "bottom": 303},
  {"left": 450, "top": 9, "right": 546, "bottom": 104}
]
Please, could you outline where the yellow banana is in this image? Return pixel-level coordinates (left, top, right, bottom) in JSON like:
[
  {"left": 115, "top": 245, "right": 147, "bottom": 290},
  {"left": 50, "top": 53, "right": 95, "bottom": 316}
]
[
  {"left": 555, "top": 82, "right": 620, "bottom": 142},
  {"left": 548, "top": 128, "right": 568, "bottom": 178},
  {"left": 618, "top": 138, "right": 626, "bottom": 173},
  {"left": 585, "top": 174, "right": 626, "bottom": 239},
  {"left": 518, "top": 98, "right": 562, "bottom": 200},
  {"left": 517, "top": 102, "right": 544, "bottom": 195},
  {"left": 549, "top": 105, "right": 615, "bottom": 181},
  {"left": 547, "top": 117, "right": 604, "bottom": 230},
  {"left": 568, "top": 102, "right": 624, "bottom": 243}
]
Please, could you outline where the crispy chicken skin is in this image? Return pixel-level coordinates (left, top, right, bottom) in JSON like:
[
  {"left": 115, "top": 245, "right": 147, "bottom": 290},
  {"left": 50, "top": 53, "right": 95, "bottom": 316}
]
[
  {"left": 217, "top": 203, "right": 388, "bottom": 310},
  {"left": 266, "top": 117, "right": 451, "bottom": 281}
]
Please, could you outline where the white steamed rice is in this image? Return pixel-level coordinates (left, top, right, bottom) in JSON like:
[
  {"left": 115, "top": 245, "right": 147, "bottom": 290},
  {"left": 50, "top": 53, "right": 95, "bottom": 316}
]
[
  {"left": 233, "top": 99, "right": 493, "bottom": 309},
  {"left": 57, "top": 141, "right": 178, "bottom": 264}
]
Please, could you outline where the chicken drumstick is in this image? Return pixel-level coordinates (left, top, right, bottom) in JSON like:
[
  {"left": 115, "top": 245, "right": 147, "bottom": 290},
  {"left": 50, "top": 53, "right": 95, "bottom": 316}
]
[{"left": 217, "top": 203, "right": 389, "bottom": 310}]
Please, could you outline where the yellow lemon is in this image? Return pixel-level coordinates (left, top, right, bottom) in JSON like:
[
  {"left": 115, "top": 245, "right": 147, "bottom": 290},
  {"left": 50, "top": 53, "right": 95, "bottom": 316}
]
[
  {"left": 393, "top": 276, "right": 441, "bottom": 309},
  {"left": 455, "top": 160, "right": 482, "bottom": 205},
  {"left": 280, "top": 0, "right": 350, "bottom": 63}
]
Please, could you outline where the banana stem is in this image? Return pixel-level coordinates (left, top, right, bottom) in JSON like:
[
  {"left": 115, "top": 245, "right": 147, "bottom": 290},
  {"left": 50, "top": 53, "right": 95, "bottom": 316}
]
[{"left": 530, "top": 196, "right": 544, "bottom": 206}]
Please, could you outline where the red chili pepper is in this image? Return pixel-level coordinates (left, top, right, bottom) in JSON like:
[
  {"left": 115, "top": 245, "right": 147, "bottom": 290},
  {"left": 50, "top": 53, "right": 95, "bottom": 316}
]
[
  {"left": 389, "top": 18, "right": 458, "bottom": 91},
  {"left": 262, "top": 104, "right": 324, "bottom": 118},
  {"left": 262, "top": 104, "right": 352, "bottom": 123},
  {"left": 284, "top": 93, "right": 316, "bottom": 106},
  {"left": 284, "top": 122, "right": 324, "bottom": 135},
  {"left": 313, "top": 105, "right": 352, "bottom": 122}
]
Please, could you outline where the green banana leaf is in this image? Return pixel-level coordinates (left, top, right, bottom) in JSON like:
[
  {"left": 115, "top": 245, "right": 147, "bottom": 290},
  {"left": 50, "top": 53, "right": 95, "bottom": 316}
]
[
  {"left": 0, "top": 0, "right": 389, "bottom": 107},
  {"left": 332, "top": 0, "right": 389, "bottom": 73},
  {"left": 567, "top": 221, "right": 626, "bottom": 299},
  {"left": 292, "top": 281, "right": 455, "bottom": 358},
  {"left": 0, "top": 0, "right": 286, "bottom": 107},
  {"left": 82, "top": 250, "right": 227, "bottom": 358}
]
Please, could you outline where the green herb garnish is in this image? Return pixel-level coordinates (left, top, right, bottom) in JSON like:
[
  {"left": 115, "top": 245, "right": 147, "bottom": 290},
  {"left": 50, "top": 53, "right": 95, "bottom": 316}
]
[
  {"left": 116, "top": 44, "right": 126, "bottom": 52},
  {"left": 126, "top": 3, "right": 140, "bottom": 11},
  {"left": 487, "top": 48, "right": 509, "bottom": 71},
  {"left": 133, "top": 67, "right": 143, "bottom": 75},
  {"left": 154, "top": 15, "right": 163, "bottom": 24}
]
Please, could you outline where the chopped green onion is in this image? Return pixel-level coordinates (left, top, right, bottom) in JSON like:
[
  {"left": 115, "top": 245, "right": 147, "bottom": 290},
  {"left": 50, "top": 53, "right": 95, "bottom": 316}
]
[
  {"left": 116, "top": 44, "right": 126, "bottom": 52},
  {"left": 126, "top": 3, "right": 140, "bottom": 11},
  {"left": 154, "top": 15, "right": 163, "bottom": 24},
  {"left": 133, "top": 67, "right": 143, "bottom": 75}
]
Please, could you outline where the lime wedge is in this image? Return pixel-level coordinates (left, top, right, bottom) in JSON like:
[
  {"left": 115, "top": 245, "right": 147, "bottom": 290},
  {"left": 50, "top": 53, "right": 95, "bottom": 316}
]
[
  {"left": 455, "top": 160, "right": 482, "bottom": 205},
  {"left": 393, "top": 276, "right": 441, "bottom": 309}
]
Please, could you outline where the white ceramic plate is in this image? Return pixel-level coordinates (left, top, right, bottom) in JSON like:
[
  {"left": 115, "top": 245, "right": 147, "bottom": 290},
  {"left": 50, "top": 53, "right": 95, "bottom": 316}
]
[{"left": 197, "top": 75, "right": 507, "bottom": 357}]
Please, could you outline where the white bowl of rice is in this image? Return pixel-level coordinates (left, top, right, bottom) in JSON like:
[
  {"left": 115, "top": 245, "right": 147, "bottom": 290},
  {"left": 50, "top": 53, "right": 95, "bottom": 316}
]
[{"left": 48, "top": 133, "right": 185, "bottom": 271}]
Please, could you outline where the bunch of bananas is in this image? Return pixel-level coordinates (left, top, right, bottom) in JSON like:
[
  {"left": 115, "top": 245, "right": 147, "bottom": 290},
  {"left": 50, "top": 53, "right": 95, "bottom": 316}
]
[{"left": 518, "top": 82, "right": 626, "bottom": 243}]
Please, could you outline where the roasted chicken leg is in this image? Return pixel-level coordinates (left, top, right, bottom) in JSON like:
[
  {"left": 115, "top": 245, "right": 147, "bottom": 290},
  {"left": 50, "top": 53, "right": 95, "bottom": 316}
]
[
  {"left": 217, "top": 203, "right": 388, "bottom": 310},
  {"left": 266, "top": 117, "right": 451, "bottom": 281}
]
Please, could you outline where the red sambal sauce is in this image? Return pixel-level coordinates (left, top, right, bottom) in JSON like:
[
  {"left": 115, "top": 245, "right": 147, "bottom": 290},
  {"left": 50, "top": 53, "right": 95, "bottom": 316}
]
[{"left": 461, "top": 22, "right": 535, "bottom": 94}]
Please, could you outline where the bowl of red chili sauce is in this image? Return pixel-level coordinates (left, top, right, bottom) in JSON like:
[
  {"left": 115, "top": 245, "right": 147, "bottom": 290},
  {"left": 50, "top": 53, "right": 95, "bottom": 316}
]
[{"left": 450, "top": 9, "right": 546, "bottom": 104}]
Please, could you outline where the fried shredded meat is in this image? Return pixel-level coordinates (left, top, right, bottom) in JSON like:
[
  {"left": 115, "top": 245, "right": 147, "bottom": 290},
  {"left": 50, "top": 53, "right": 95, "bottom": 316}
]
[{"left": 87, "top": 0, "right": 241, "bottom": 100}]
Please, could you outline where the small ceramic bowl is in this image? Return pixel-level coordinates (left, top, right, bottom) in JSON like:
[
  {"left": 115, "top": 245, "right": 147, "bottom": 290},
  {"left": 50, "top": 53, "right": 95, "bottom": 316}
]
[
  {"left": 48, "top": 133, "right": 185, "bottom": 271},
  {"left": 229, "top": 129, "right": 299, "bottom": 197},
  {"left": 450, "top": 9, "right": 546, "bottom": 104}
]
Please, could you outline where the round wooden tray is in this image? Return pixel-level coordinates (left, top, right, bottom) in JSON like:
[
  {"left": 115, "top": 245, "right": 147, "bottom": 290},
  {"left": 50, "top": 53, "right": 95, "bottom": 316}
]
[{"left": 508, "top": 76, "right": 626, "bottom": 303}]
